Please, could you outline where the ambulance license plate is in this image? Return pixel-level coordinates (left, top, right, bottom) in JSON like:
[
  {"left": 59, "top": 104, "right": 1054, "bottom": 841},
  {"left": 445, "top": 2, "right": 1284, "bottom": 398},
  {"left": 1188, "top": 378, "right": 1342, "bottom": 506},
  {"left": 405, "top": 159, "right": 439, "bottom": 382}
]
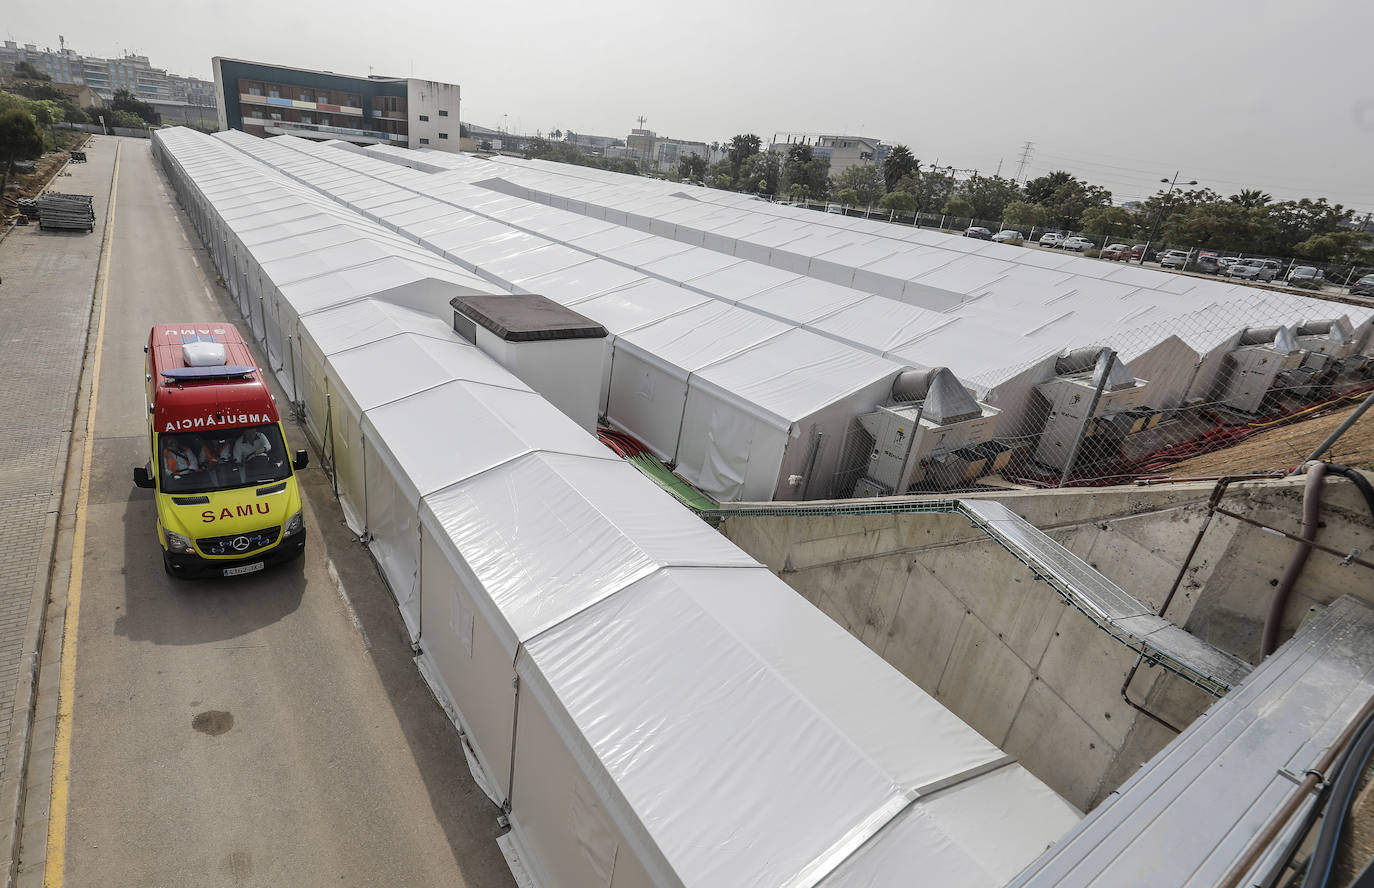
[{"left": 224, "top": 562, "right": 265, "bottom": 577}]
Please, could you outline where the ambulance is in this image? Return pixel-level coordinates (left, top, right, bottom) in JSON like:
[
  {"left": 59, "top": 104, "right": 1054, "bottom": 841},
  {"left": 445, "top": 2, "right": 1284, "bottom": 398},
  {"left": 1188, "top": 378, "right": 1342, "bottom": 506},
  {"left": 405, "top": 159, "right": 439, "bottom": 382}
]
[{"left": 133, "top": 324, "right": 309, "bottom": 578}]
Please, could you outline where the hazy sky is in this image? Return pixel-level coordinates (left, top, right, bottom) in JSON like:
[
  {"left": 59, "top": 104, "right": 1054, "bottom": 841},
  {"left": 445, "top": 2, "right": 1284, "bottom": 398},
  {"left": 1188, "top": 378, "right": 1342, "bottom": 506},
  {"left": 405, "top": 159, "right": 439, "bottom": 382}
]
[{"left": 8, "top": 0, "right": 1374, "bottom": 210}]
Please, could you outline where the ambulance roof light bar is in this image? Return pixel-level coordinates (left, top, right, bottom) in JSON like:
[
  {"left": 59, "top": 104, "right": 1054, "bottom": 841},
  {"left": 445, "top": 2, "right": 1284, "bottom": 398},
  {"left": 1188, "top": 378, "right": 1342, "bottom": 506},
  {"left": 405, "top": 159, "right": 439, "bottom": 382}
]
[{"left": 160, "top": 365, "right": 257, "bottom": 381}]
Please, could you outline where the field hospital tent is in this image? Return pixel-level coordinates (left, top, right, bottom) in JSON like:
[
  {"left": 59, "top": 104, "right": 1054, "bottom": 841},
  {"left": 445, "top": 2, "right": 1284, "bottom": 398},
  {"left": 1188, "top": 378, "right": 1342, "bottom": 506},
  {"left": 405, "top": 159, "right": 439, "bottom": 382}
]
[
  {"left": 318, "top": 331, "right": 527, "bottom": 532},
  {"left": 294, "top": 299, "right": 458, "bottom": 446},
  {"left": 361, "top": 380, "right": 614, "bottom": 638},
  {"left": 157, "top": 125, "right": 1085, "bottom": 887},
  {"left": 603, "top": 301, "right": 790, "bottom": 462},
  {"left": 677, "top": 329, "right": 906, "bottom": 502}
]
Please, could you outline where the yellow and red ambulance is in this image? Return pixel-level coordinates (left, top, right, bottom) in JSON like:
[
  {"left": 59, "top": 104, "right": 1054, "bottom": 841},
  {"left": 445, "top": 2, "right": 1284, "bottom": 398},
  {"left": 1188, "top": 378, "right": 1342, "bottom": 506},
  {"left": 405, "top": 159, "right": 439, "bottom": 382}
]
[{"left": 133, "top": 323, "right": 308, "bottom": 578}]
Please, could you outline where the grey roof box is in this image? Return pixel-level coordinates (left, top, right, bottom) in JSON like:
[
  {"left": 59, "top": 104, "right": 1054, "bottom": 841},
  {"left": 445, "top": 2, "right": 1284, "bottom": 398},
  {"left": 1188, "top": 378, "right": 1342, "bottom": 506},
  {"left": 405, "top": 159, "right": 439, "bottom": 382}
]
[{"left": 451, "top": 294, "right": 607, "bottom": 343}]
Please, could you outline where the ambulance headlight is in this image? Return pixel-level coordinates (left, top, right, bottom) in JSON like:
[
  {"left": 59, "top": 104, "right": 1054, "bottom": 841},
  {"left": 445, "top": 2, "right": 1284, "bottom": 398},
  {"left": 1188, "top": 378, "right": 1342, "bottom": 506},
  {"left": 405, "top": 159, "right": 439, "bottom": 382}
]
[
  {"left": 283, "top": 510, "right": 304, "bottom": 537},
  {"left": 165, "top": 530, "right": 195, "bottom": 554}
]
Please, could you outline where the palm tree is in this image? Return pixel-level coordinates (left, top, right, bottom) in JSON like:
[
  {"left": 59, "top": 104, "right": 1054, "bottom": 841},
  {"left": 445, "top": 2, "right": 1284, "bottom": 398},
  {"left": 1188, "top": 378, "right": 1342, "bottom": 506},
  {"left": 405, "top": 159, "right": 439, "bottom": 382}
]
[{"left": 1229, "top": 188, "right": 1272, "bottom": 209}]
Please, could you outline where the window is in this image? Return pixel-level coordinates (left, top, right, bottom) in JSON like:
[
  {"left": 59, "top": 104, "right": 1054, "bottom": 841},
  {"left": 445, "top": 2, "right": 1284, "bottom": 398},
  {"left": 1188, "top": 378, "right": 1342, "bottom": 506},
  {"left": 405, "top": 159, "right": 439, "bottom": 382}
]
[
  {"left": 248, "top": 86, "right": 262, "bottom": 96},
  {"left": 317, "top": 94, "right": 329, "bottom": 103},
  {"left": 299, "top": 92, "right": 310, "bottom": 101},
  {"left": 419, "top": 137, "right": 430, "bottom": 145},
  {"left": 250, "top": 110, "right": 264, "bottom": 119},
  {"left": 269, "top": 112, "right": 282, "bottom": 121},
  {"left": 438, "top": 109, "right": 448, "bottom": 117},
  {"left": 299, "top": 113, "right": 313, "bottom": 125},
  {"left": 438, "top": 132, "right": 448, "bottom": 139},
  {"left": 418, "top": 114, "right": 429, "bottom": 122},
  {"left": 268, "top": 88, "right": 280, "bottom": 98}
]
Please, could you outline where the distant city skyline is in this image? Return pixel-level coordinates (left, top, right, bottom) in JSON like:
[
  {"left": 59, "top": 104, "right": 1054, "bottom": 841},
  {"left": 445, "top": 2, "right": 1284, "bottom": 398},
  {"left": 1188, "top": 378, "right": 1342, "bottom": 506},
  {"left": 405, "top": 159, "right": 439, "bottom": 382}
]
[{"left": 7, "top": 0, "right": 1373, "bottom": 209}]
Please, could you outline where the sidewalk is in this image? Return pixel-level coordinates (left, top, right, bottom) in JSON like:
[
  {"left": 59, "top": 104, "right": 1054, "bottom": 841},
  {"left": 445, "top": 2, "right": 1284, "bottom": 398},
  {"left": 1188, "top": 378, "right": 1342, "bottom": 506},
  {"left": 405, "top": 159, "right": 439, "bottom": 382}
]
[{"left": 0, "top": 137, "right": 118, "bottom": 880}]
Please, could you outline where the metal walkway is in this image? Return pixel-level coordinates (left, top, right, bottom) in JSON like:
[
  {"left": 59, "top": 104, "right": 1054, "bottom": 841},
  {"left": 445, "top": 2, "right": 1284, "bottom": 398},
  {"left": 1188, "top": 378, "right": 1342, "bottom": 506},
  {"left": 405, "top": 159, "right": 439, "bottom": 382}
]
[
  {"left": 1007, "top": 594, "right": 1374, "bottom": 888},
  {"left": 655, "top": 486, "right": 1254, "bottom": 696}
]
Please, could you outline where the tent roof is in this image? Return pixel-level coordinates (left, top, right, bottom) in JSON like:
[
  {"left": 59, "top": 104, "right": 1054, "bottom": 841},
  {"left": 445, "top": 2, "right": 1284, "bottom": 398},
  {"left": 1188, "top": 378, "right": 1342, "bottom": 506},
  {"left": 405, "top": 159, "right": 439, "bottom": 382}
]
[{"left": 690, "top": 329, "right": 904, "bottom": 424}]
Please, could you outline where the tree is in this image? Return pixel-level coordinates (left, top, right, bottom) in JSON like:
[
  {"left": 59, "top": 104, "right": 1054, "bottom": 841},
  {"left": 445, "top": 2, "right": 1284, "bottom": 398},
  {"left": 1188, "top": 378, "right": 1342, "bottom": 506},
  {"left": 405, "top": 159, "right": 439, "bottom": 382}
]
[
  {"left": 550, "top": 128, "right": 562, "bottom": 140},
  {"left": 0, "top": 106, "right": 45, "bottom": 201},
  {"left": 108, "top": 109, "right": 145, "bottom": 129},
  {"left": 830, "top": 163, "right": 884, "bottom": 206},
  {"left": 726, "top": 133, "right": 762, "bottom": 177},
  {"left": 737, "top": 151, "right": 780, "bottom": 195},
  {"left": 678, "top": 152, "right": 707, "bottom": 182},
  {"left": 1258, "top": 198, "right": 1352, "bottom": 255},
  {"left": 111, "top": 88, "right": 160, "bottom": 125},
  {"left": 780, "top": 143, "right": 829, "bottom": 201},
  {"left": 1023, "top": 170, "right": 1075, "bottom": 205},
  {"left": 13, "top": 61, "right": 50, "bottom": 81},
  {"left": 836, "top": 188, "right": 859, "bottom": 208},
  {"left": 1035, "top": 176, "right": 1113, "bottom": 230},
  {"left": 893, "top": 168, "right": 954, "bottom": 214},
  {"left": 1229, "top": 189, "right": 1272, "bottom": 209},
  {"left": 882, "top": 144, "right": 917, "bottom": 192},
  {"left": 1161, "top": 202, "right": 1262, "bottom": 252},
  {"left": 1079, "top": 206, "right": 1138, "bottom": 242},
  {"left": 1293, "top": 230, "right": 1372, "bottom": 265},
  {"left": 704, "top": 158, "right": 734, "bottom": 190},
  {"left": 942, "top": 196, "right": 974, "bottom": 219},
  {"left": 788, "top": 183, "right": 811, "bottom": 203},
  {"left": 1001, "top": 200, "right": 1046, "bottom": 230},
  {"left": 878, "top": 191, "right": 916, "bottom": 214},
  {"left": 960, "top": 174, "right": 1021, "bottom": 222}
]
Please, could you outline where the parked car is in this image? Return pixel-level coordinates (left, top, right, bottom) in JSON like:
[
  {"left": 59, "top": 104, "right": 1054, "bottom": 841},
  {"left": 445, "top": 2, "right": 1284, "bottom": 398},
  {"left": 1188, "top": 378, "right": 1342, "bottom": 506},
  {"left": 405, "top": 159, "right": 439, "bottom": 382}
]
[
  {"left": 1225, "top": 258, "right": 1278, "bottom": 282},
  {"left": 963, "top": 226, "right": 992, "bottom": 240},
  {"left": 1158, "top": 250, "right": 1191, "bottom": 269},
  {"left": 1101, "top": 243, "right": 1132, "bottom": 260},
  {"left": 1286, "top": 266, "right": 1325, "bottom": 289},
  {"left": 1038, "top": 232, "right": 1064, "bottom": 248},
  {"left": 992, "top": 229, "right": 1025, "bottom": 244},
  {"left": 1061, "top": 236, "right": 1093, "bottom": 252},
  {"left": 1130, "top": 244, "right": 1148, "bottom": 260},
  {"left": 1193, "top": 251, "right": 1221, "bottom": 275},
  {"left": 826, "top": 204, "right": 845, "bottom": 214},
  {"left": 1351, "top": 274, "right": 1374, "bottom": 297},
  {"left": 1217, "top": 256, "right": 1239, "bottom": 271}
]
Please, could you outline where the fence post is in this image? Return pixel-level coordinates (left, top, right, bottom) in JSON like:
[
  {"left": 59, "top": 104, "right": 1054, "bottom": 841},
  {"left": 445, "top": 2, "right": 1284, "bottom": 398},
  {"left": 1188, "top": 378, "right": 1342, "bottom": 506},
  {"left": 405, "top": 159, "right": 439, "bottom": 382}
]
[{"left": 1058, "top": 349, "right": 1117, "bottom": 488}]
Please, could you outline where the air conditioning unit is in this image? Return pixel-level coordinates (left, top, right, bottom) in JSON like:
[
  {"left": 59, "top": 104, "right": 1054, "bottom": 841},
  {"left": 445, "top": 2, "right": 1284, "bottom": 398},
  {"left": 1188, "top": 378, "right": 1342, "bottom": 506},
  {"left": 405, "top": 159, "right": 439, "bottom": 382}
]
[
  {"left": 852, "top": 367, "right": 1001, "bottom": 495},
  {"left": 1031, "top": 349, "right": 1151, "bottom": 472}
]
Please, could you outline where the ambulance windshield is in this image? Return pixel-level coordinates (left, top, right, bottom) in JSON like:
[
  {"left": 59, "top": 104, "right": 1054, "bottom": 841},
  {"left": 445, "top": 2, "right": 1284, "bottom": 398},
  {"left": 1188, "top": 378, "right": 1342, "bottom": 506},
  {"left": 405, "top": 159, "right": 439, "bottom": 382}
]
[{"left": 158, "top": 424, "right": 291, "bottom": 493}]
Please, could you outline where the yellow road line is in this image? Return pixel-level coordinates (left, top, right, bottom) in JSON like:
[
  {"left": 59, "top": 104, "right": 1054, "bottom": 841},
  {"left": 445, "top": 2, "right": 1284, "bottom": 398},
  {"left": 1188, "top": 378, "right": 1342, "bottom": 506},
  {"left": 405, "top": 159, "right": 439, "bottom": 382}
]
[{"left": 44, "top": 141, "right": 120, "bottom": 888}]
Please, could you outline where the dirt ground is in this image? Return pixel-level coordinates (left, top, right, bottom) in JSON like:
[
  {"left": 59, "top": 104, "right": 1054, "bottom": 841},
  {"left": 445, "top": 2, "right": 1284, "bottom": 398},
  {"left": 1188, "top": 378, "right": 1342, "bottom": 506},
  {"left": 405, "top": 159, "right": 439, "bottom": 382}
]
[{"left": 1162, "top": 396, "right": 1374, "bottom": 477}]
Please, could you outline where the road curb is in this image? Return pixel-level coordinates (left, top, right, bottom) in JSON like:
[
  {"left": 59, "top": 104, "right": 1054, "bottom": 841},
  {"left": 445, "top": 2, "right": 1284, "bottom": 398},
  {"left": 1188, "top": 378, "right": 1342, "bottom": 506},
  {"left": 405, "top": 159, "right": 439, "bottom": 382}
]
[{"left": 0, "top": 139, "right": 118, "bottom": 888}]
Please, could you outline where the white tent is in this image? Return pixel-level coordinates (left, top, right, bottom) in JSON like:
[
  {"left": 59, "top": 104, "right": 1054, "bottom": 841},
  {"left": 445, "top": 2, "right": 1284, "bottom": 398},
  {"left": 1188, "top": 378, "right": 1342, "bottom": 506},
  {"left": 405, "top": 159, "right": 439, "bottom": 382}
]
[
  {"left": 604, "top": 302, "right": 790, "bottom": 462},
  {"left": 677, "top": 329, "right": 905, "bottom": 501}
]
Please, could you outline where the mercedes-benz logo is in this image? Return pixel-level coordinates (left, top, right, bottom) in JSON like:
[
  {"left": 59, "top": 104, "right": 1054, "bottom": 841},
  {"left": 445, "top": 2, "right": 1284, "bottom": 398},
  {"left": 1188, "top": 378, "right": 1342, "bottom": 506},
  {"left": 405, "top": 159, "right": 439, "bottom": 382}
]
[{"left": 232, "top": 536, "right": 251, "bottom": 552}]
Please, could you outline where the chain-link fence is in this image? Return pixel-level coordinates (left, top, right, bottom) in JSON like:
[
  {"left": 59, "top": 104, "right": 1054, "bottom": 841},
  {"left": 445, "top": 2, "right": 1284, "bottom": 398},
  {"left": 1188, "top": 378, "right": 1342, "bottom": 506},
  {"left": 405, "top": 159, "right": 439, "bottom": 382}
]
[{"left": 823, "top": 299, "right": 1374, "bottom": 499}]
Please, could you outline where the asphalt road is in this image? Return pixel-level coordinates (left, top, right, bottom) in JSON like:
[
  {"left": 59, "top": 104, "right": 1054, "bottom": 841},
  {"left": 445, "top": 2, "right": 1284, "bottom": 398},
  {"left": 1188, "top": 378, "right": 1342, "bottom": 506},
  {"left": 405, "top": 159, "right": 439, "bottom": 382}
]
[{"left": 49, "top": 139, "right": 512, "bottom": 887}]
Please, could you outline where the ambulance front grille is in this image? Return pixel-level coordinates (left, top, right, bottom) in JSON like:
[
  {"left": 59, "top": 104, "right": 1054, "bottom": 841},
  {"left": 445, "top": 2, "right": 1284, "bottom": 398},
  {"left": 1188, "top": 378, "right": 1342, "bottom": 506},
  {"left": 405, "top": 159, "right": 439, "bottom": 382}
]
[{"left": 197, "top": 527, "right": 281, "bottom": 556}]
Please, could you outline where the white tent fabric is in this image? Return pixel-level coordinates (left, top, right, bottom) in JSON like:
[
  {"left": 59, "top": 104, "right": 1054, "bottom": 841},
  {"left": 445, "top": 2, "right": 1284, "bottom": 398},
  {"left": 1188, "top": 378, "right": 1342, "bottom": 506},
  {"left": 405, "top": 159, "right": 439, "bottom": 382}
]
[
  {"left": 156, "top": 124, "right": 1083, "bottom": 888},
  {"left": 677, "top": 330, "right": 905, "bottom": 501},
  {"left": 605, "top": 302, "right": 790, "bottom": 461}
]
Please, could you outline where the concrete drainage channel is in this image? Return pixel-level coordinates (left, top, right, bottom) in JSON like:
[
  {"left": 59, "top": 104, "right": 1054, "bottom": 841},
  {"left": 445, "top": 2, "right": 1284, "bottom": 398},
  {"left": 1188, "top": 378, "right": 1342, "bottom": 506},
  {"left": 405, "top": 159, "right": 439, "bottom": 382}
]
[{"left": 681, "top": 492, "right": 1250, "bottom": 698}]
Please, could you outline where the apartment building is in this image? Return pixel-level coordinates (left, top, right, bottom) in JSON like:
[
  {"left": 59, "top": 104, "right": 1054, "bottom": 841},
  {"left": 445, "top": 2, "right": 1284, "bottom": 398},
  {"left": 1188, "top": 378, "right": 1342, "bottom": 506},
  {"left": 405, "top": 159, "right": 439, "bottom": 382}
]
[{"left": 0, "top": 39, "right": 211, "bottom": 103}]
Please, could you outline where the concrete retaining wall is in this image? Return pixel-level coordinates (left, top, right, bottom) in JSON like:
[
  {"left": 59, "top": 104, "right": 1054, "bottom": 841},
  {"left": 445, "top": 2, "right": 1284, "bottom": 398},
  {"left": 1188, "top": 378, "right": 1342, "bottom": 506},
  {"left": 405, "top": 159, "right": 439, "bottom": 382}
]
[{"left": 719, "top": 474, "right": 1374, "bottom": 810}]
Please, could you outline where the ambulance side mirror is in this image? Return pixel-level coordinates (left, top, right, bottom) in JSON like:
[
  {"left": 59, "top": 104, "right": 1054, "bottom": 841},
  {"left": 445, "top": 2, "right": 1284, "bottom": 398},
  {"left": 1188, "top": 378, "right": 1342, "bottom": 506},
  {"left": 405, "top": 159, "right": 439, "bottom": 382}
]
[
  {"left": 292, "top": 450, "right": 309, "bottom": 471},
  {"left": 133, "top": 466, "right": 155, "bottom": 489}
]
